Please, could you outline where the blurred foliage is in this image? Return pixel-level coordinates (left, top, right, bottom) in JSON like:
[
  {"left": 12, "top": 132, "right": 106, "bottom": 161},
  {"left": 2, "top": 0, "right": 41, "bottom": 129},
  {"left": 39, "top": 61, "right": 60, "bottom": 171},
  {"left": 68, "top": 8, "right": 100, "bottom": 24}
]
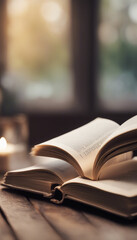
[
  {"left": 100, "top": 40, "right": 137, "bottom": 79},
  {"left": 98, "top": 0, "right": 137, "bottom": 105}
]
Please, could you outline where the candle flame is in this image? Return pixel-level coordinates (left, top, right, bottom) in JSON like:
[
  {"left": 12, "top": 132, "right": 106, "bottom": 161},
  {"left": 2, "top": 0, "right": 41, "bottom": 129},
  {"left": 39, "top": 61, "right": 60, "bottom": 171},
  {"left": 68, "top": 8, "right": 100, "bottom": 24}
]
[{"left": 0, "top": 137, "right": 7, "bottom": 151}]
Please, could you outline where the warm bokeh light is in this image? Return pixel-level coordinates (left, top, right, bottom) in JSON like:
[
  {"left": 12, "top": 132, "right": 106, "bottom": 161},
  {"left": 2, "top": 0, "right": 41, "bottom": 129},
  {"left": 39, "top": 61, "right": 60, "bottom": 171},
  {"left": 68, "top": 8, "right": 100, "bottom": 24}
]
[
  {"left": 4, "top": 0, "right": 73, "bottom": 112},
  {"left": 0, "top": 137, "right": 7, "bottom": 151},
  {"left": 7, "top": 0, "right": 29, "bottom": 15},
  {"left": 41, "top": 1, "right": 62, "bottom": 23}
]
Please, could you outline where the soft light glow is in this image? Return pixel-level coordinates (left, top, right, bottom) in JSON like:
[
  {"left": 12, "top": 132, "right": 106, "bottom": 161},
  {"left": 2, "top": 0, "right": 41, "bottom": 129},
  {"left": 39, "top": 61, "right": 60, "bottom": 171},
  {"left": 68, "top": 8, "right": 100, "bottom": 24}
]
[
  {"left": 41, "top": 1, "right": 62, "bottom": 23},
  {"left": 0, "top": 137, "right": 7, "bottom": 151},
  {"left": 128, "top": 3, "right": 137, "bottom": 23},
  {"left": 8, "top": 0, "right": 29, "bottom": 16}
]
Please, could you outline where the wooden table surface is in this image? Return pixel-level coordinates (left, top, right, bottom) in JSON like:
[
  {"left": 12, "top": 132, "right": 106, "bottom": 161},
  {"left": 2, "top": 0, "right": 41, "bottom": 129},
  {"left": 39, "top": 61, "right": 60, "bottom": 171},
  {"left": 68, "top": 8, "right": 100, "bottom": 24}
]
[
  {"left": 0, "top": 154, "right": 137, "bottom": 240},
  {"left": 0, "top": 185, "right": 137, "bottom": 240}
]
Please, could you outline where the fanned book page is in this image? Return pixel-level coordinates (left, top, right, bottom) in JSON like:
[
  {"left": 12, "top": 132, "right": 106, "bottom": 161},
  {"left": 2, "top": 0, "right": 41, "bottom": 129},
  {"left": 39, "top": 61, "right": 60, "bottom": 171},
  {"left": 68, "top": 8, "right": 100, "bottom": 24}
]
[
  {"left": 93, "top": 115, "right": 137, "bottom": 179},
  {"left": 32, "top": 118, "right": 120, "bottom": 179},
  {"left": 32, "top": 116, "right": 137, "bottom": 180}
]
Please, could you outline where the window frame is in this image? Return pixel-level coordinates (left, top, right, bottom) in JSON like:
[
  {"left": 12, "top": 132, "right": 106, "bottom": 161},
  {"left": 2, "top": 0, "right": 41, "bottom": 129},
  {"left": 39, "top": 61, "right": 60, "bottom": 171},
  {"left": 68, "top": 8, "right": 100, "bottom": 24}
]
[
  {"left": 0, "top": 0, "right": 7, "bottom": 81},
  {"left": 0, "top": 0, "right": 135, "bottom": 147}
]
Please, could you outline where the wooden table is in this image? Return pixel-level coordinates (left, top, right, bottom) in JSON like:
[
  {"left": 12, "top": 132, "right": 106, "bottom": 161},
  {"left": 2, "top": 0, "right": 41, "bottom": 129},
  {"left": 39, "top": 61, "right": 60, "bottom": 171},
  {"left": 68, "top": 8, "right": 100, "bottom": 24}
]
[
  {"left": 0, "top": 153, "right": 137, "bottom": 240},
  {"left": 0, "top": 184, "right": 137, "bottom": 240}
]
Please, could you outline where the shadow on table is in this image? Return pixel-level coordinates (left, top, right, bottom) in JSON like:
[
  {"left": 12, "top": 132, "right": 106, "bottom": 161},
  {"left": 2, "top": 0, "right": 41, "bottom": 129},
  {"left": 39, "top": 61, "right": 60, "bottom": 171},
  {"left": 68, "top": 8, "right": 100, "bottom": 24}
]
[{"left": 2, "top": 186, "right": 137, "bottom": 226}]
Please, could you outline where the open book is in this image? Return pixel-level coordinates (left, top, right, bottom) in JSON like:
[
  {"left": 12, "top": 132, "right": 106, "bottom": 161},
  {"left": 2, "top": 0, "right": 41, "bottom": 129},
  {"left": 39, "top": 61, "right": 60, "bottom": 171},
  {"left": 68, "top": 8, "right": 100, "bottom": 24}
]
[
  {"left": 2, "top": 116, "right": 137, "bottom": 218},
  {"left": 31, "top": 116, "right": 137, "bottom": 180}
]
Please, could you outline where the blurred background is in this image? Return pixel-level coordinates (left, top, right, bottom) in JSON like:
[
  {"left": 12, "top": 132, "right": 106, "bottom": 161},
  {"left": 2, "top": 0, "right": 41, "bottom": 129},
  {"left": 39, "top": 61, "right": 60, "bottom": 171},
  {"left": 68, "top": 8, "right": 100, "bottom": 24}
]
[{"left": 0, "top": 0, "right": 137, "bottom": 148}]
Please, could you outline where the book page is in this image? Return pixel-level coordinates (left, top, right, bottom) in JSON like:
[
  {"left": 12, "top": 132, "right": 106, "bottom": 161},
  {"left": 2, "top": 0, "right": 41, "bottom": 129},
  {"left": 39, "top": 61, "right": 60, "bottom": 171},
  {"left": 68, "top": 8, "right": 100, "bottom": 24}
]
[
  {"left": 93, "top": 115, "right": 137, "bottom": 179},
  {"left": 33, "top": 157, "right": 78, "bottom": 182},
  {"left": 100, "top": 115, "right": 137, "bottom": 148},
  {"left": 6, "top": 157, "right": 78, "bottom": 183},
  {"left": 62, "top": 161, "right": 137, "bottom": 197},
  {"left": 32, "top": 118, "right": 119, "bottom": 179},
  {"left": 98, "top": 156, "right": 136, "bottom": 179}
]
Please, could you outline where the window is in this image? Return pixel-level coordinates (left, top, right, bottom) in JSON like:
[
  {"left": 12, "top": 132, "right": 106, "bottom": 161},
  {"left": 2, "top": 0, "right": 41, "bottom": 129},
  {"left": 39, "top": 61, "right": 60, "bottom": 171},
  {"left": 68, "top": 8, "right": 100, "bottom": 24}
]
[
  {"left": 1, "top": 0, "right": 135, "bottom": 116},
  {"left": 97, "top": 0, "right": 137, "bottom": 112},
  {"left": 1, "top": 0, "right": 133, "bottom": 145},
  {"left": 2, "top": 0, "right": 75, "bottom": 113}
]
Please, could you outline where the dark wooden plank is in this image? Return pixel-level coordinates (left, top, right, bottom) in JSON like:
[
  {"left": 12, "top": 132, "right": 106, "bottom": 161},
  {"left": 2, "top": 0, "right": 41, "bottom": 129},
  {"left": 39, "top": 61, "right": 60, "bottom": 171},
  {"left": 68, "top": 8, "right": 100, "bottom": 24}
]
[
  {"left": 60, "top": 199, "right": 137, "bottom": 240},
  {"left": 84, "top": 211, "right": 137, "bottom": 240},
  {"left": 0, "top": 188, "right": 61, "bottom": 240},
  {"left": 30, "top": 198, "right": 99, "bottom": 240},
  {"left": 1, "top": 186, "right": 137, "bottom": 240},
  {"left": 31, "top": 197, "right": 137, "bottom": 240},
  {"left": 0, "top": 210, "right": 16, "bottom": 240}
]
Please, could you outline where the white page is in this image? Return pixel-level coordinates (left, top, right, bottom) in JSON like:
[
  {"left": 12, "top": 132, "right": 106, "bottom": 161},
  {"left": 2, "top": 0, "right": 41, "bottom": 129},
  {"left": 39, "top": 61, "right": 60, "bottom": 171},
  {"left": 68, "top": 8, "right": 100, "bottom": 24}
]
[
  {"left": 33, "top": 118, "right": 119, "bottom": 179},
  {"left": 7, "top": 157, "right": 78, "bottom": 183},
  {"left": 92, "top": 116, "right": 137, "bottom": 179},
  {"left": 63, "top": 161, "right": 137, "bottom": 197}
]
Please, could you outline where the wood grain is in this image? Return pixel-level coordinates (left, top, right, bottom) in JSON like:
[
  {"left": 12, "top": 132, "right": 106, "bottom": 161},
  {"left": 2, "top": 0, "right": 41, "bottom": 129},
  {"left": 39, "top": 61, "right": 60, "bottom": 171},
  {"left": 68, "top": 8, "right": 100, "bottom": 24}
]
[
  {"left": 0, "top": 210, "right": 16, "bottom": 240},
  {"left": 0, "top": 188, "right": 61, "bottom": 240},
  {"left": 31, "top": 198, "right": 137, "bottom": 240},
  {"left": 31, "top": 198, "right": 99, "bottom": 240},
  {"left": 0, "top": 185, "right": 137, "bottom": 240},
  {"left": 84, "top": 211, "right": 137, "bottom": 240}
]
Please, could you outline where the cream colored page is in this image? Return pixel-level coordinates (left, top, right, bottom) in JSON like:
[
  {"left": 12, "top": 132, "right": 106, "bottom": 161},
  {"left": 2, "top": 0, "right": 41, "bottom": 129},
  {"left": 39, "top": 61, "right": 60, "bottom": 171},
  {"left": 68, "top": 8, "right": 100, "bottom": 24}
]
[
  {"left": 8, "top": 158, "right": 78, "bottom": 183},
  {"left": 110, "top": 115, "right": 137, "bottom": 133},
  {"left": 100, "top": 151, "right": 133, "bottom": 169},
  {"left": 38, "top": 118, "right": 119, "bottom": 179},
  {"left": 92, "top": 115, "right": 137, "bottom": 178},
  {"left": 98, "top": 115, "right": 137, "bottom": 154},
  {"left": 63, "top": 164, "right": 137, "bottom": 197},
  {"left": 99, "top": 157, "right": 137, "bottom": 179}
]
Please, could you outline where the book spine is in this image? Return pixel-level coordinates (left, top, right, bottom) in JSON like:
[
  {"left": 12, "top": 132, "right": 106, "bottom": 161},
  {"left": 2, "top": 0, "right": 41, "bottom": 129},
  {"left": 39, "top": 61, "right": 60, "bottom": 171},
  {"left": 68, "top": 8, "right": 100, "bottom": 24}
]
[{"left": 51, "top": 186, "right": 64, "bottom": 204}]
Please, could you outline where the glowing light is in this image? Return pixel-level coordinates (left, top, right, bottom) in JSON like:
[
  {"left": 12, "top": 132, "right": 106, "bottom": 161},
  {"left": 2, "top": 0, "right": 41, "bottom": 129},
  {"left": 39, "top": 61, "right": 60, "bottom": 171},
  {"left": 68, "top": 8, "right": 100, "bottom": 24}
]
[
  {"left": 8, "top": 0, "right": 29, "bottom": 16},
  {"left": 0, "top": 137, "right": 7, "bottom": 151},
  {"left": 41, "top": 1, "right": 62, "bottom": 23},
  {"left": 128, "top": 3, "right": 137, "bottom": 23}
]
